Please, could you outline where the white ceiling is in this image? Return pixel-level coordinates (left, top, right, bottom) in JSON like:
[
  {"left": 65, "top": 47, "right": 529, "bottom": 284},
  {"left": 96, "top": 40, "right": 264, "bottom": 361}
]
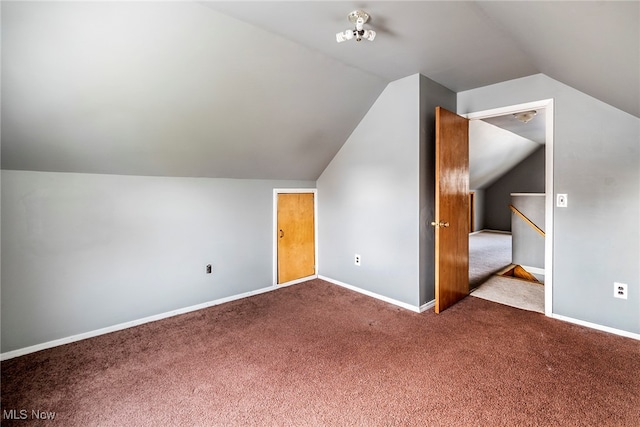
[{"left": 2, "top": 1, "right": 638, "bottom": 180}]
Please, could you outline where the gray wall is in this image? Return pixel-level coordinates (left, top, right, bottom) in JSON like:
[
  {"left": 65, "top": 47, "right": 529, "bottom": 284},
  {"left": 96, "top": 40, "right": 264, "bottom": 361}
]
[
  {"left": 1, "top": 170, "right": 314, "bottom": 352},
  {"left": 511, "top": 194, "right": 545, "bottom": 269},
  {"left": 317, "top": 75, "right": 421, "bottom": 306},
  {"left": 419, "top": 75, "right": 457, "bottom": 304},
  {"left": 317, "top": 74, "right": 455, "bottom": 307},
  {"left": 470, "top": 189, "right": 486, "bottom": 231},
  {"left": 484, "top": 145, "right": 545, "bottom": 231},
  {"left": 458, "top": 74, "right": 640, "bottom": 335}
]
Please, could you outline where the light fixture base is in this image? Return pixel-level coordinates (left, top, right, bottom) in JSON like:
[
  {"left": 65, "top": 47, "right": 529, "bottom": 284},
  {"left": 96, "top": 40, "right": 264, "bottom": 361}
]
[
  {"left": 513, "top": 110, "right": 537, "bottom": 123},
  {"left": 348, "top": 10, "right": 370, "bottom": 25}
]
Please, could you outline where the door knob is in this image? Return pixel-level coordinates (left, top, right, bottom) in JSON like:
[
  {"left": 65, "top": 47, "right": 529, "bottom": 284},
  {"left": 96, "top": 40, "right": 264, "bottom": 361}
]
[{"left": 430, "top": 221, "right": 450, "bottom": 228}]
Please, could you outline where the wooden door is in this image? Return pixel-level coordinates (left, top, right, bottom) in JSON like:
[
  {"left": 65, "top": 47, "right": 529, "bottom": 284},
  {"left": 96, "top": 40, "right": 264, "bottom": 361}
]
[
  {"left": 277, "top": 193, "right": 315, "bottom": 284},
  {"left": 434, "top": 107, "right": 469, "bottom": 313}
]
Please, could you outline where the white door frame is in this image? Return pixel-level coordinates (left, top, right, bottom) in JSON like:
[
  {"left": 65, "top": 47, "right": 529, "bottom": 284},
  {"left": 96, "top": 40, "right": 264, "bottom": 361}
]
[
  {"left": 465, "top": 99, "right": 554, "bottom": 317},
  {"left": 272, "top": 188, "right": 318, "bottom": 286}
]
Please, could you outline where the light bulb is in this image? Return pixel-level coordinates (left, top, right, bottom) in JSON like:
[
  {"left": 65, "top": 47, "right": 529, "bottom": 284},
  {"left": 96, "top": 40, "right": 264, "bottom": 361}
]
[
  {"left": 363, "top": 30, "right": 376, "bottom": 41},
  {"left": 336, "top": 30, "right": 354, "bottom": 43}
]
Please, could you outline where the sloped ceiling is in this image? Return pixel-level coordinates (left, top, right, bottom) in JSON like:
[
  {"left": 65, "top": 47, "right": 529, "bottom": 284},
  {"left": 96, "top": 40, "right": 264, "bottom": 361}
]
[
  {"left": 483, "top": 109, "right": 546, "bottom": 145},
  {"left": 2, "top": 1, "right": 638, "bottom": 180},
  {"left": 469, "top": 120, "right": 541, "bottom": 190},
  {"left": 1, "top": 1, "right": 386, "bottom": 180},
  {"left": 204, "top": 1, "right": 639, "bottom": 117}
]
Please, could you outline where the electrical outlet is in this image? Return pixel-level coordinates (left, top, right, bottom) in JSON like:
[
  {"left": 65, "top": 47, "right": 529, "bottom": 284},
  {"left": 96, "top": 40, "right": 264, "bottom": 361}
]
[
  {"left": 354, "top": 254, "right": 361, "bottom": 266},
  {"left": 557, "top": 194, "right": 568, "bottom": 207},
  {"left": 613, "top": 282, "right": 627, "bottom": 300},
  {"left": 206, "top": 264, "right": 212, "bottom": 274}
]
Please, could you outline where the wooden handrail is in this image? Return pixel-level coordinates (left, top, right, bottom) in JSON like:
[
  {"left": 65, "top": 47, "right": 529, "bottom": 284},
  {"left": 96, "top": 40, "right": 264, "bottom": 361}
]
[{"left": 509, "top": 204, "right": 545, "bottom": 237}]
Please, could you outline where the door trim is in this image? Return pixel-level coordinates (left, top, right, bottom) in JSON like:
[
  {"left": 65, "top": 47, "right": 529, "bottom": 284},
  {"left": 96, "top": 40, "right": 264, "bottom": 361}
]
[
  {"left": 464, "top": 98, "right": 554, "bottom": 317},
  {"left": 273, "top": 188, "right": 318, "bottom": 286},
  {"left": 469, "top": 191, "right": 475, "bottom": 233}
]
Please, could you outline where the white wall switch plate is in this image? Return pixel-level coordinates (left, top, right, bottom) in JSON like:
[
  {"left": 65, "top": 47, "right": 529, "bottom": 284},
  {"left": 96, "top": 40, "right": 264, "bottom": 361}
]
[
  {"left": 557, "top": 194, "right": 568, "bottom": 207},
  {"left": 354, "top": 254, "right": 361, "bottom": 266}
]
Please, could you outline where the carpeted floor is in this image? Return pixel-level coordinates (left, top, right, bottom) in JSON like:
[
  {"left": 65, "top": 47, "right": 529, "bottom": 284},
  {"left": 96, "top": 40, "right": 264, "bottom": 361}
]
[
  {"left": 2, "top": 279, "right": 639, "bottom": 426},
  {"left": 468, "top": 231, "right": 512, "bottom": 289},
  {"left": 469, "top": 230, "right": 545, "bottom": 313},
  {"left": 471, "top": 275, "right": 545, "bottom": 313}
]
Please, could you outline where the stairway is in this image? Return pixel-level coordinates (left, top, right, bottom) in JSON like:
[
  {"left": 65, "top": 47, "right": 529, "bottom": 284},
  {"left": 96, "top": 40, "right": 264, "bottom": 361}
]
[{"left": 499, "top": 264, "right": 542, "bottom": 284}]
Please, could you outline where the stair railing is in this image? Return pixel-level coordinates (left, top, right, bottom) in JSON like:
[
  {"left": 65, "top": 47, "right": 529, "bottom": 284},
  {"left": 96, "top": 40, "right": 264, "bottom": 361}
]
[{"left": 508, "top": 204, "right": 545, "bottom": 237}]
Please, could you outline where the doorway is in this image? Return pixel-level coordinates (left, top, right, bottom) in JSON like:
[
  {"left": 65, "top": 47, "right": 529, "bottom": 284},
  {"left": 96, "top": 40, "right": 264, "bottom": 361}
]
[
  {"left": 273, "top": 189, "right": 318, "bottom": 286},
  {"left": 465, "top": 99, "right": 554, "bottom": 316}
]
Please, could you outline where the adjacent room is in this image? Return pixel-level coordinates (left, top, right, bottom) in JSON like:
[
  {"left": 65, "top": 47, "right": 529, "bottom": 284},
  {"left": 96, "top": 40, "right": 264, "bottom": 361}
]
[
  {"left": 2, "top": 1, "right": 639, "bottom": 425},
  {"left": 467, "top": 110, "right": 547, "bottom": 313}
]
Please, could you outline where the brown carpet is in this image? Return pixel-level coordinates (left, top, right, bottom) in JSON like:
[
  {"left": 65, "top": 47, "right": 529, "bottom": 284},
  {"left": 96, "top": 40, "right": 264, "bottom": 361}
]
[{"left": 2, "top": 279, "right": 639, "bottom": 426}]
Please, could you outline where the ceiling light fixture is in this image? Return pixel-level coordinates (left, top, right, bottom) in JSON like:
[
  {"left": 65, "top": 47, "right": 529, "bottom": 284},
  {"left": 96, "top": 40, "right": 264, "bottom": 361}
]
[
  {"left": 513, "top": 110, "right": 537, "bottom": 123},
  {"left": 336, "top": 10, "right": 376, "bottom": 43}
]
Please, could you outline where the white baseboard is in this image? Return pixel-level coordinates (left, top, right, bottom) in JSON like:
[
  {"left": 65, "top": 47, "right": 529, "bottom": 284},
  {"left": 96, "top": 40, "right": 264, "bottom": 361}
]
[
  {"left": 519, "top": 265, "right": 545, "bottom": 275},
  {"left": 470, "top": 229, "right": 512, "bottom": 235},
  {"left": 419, "top": 299, "right": 436, "bottom": 313},
  {"left": 0, "top": 284, "right": 283, "bottom": 361},
  {"left": 318, "top": 275, "right": 422, "bottom": 313},
  {"left": 275, "top": 274, "right": 317, "bottom": 287},
  {"left": 4, "top": 278, "right": 636, "bottom": 361},
  {"left": 551, "top": 313, "right": 640, "bottom": 341}
]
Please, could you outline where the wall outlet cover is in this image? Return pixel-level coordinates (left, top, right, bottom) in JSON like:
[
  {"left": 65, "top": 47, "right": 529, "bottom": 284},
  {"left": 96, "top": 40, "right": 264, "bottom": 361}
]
[
  {"left": 614, "top": 282, "right": 627, "bottom": 300},
  {"left": 354, "top": 254, "right": 361, "bottom": 266}
]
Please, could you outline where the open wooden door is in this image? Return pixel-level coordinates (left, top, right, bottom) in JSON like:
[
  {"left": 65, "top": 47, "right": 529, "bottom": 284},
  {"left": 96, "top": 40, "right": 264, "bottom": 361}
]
[
  {"left": 434, "top": 107, "right": 469, "bottom": 313},
  {"left": 277, "top": 193, "right": 315, "bottom": 284}
]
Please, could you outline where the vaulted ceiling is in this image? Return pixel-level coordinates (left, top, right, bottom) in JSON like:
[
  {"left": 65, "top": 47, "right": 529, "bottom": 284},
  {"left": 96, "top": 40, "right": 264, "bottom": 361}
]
[{"left": 2, "top": 1, "right": 638, "bottom": 180}]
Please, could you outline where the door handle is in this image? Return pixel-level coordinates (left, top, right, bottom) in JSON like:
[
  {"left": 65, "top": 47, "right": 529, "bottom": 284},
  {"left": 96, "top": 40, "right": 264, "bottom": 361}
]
[
  {"left": 279, "top": 229, "right": 284, "bottom": 238},
  {"left": 430, "top": 221, "right": 450, "bottom": 228}
]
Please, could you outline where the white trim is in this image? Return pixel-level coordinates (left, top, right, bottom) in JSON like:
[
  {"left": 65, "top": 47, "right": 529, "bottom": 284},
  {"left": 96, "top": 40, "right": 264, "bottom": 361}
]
[
  {"left": 464, "top": 100, "right": 552, "bottom": 121},
  {"left": 5, "top": 278, "right": 634, "bottom": 361},
  {"left": 419, "top": 299, "right": 436, "bottom": 312},
  {"left": 519, "top": 265, "right": 545, "bottom": 275},
  {"left": 470, "top": 229, "right": 511, "bottom": 235},
  {"left": 0, "top": 284, "right": 282, "bottom": 361},
  {"left": 464, "top": 99, "right": 554, "bottom": 318},
  {"left": 319, "top": 275, "right": 422, "bottom": 313},
  {"left": 543, "top": 100, "right": 554, "bottom": 317},
  {"left": 551, "top": 314, "right": 640, "bottom": 341},
  {"left": 276, "top": 274, "right": 318, "bottom": 288},
  {"left": 273, "top": 188, "right": 318, "bottom": 286}
]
